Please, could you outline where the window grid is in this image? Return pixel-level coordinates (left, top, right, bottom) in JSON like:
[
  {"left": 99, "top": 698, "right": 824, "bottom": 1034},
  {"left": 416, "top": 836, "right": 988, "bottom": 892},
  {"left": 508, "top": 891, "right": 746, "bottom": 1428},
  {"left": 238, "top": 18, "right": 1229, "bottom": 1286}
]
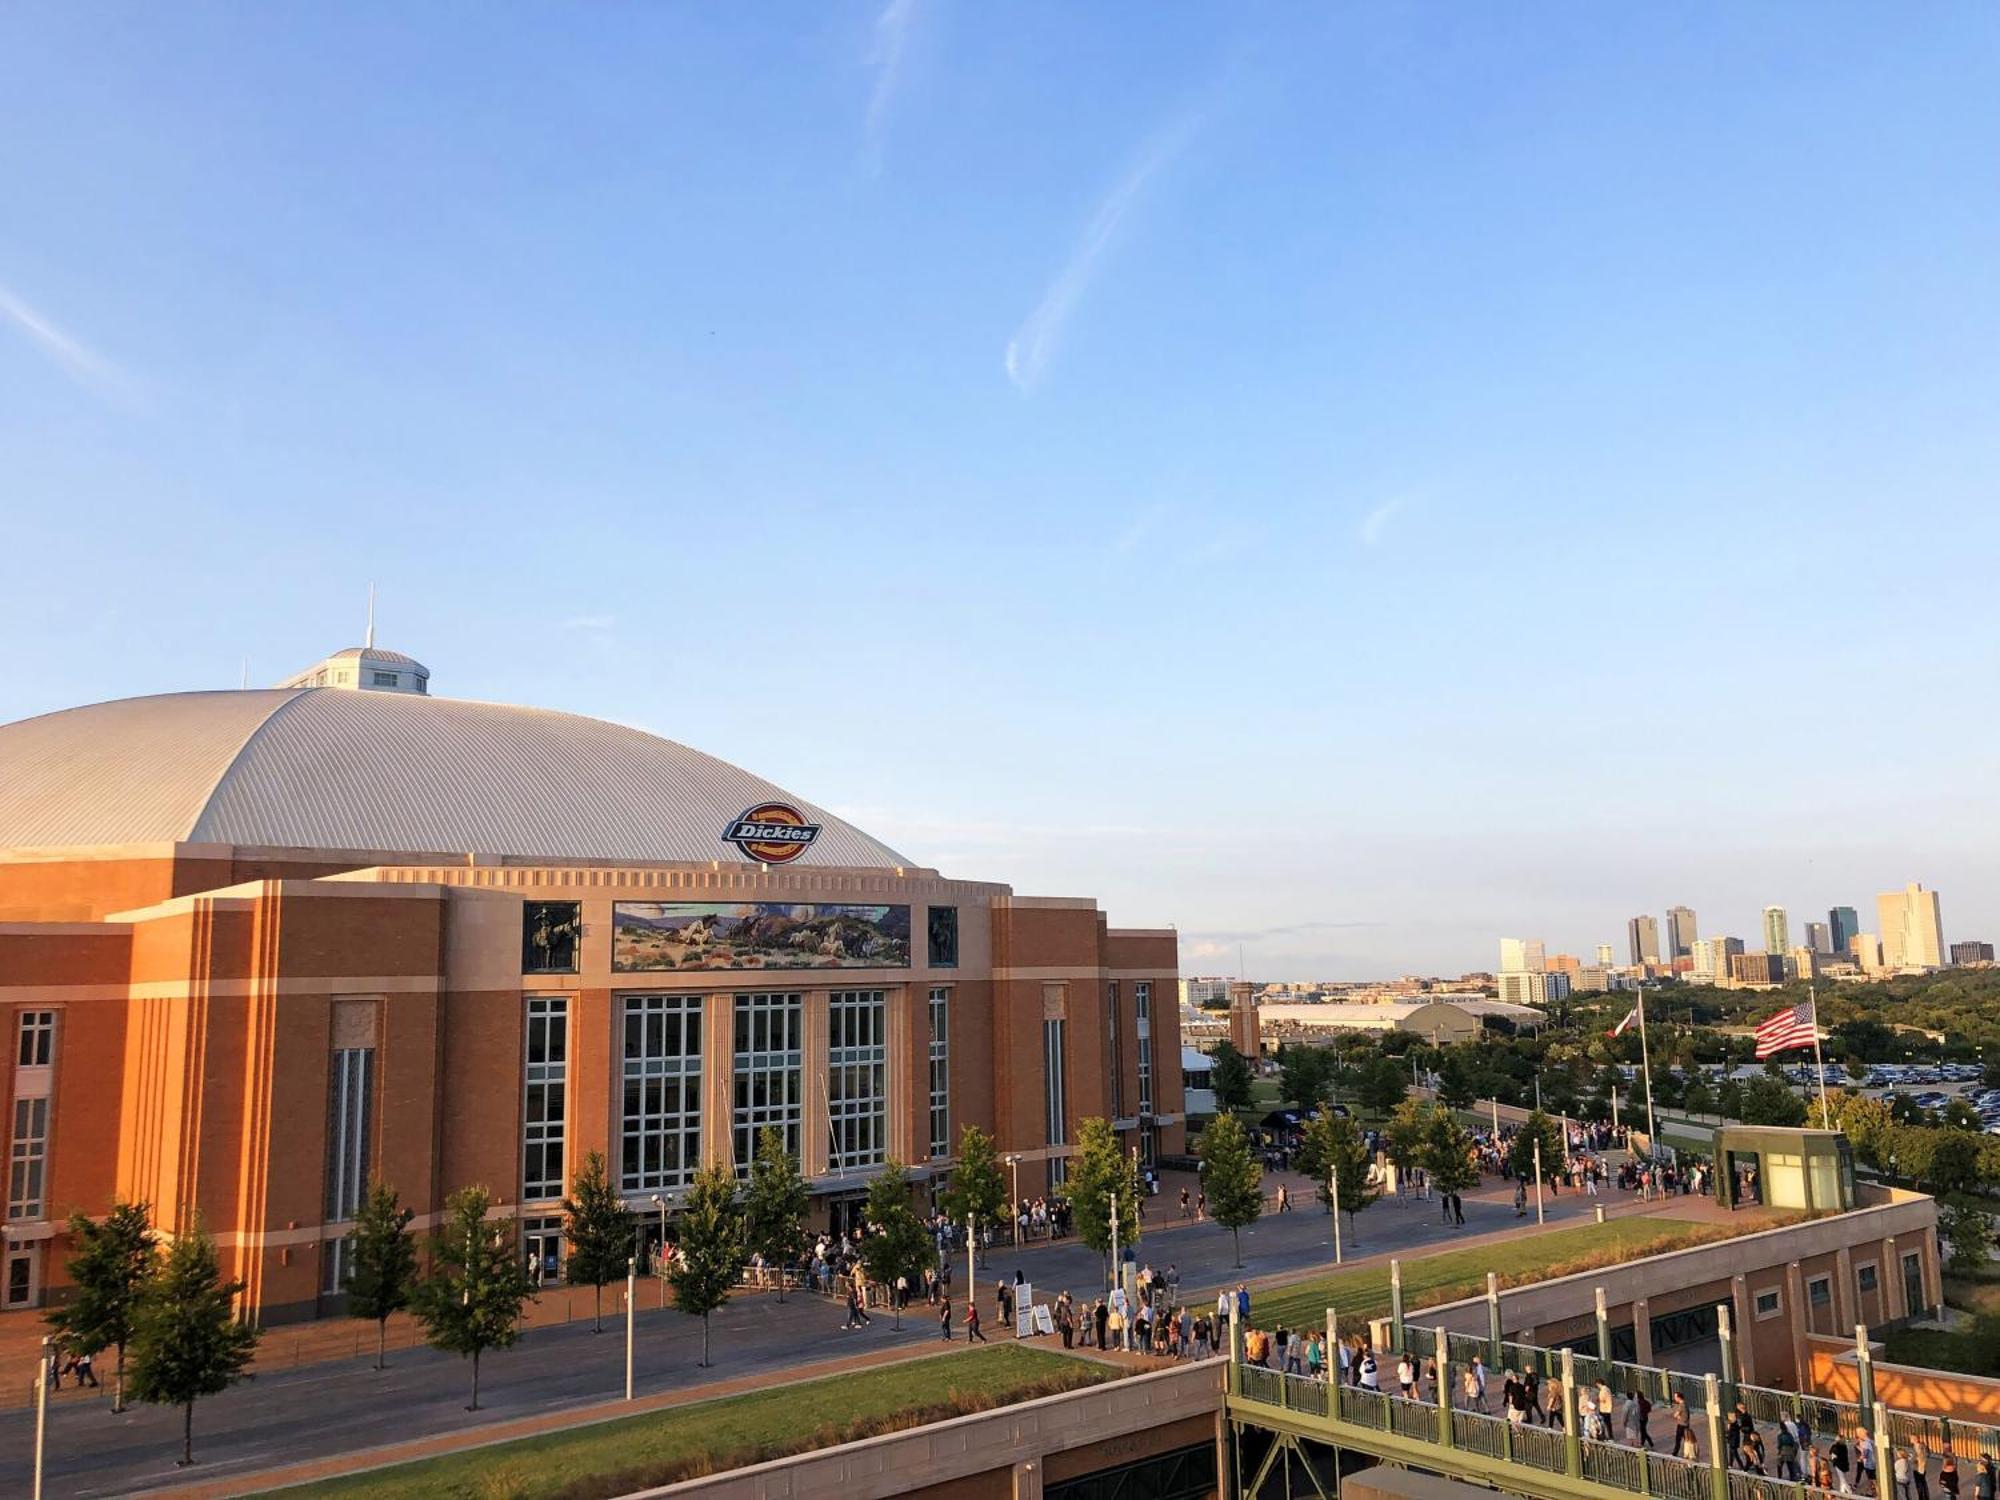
[
  {"left": 7, "top": 1097, "right": 49, "bottom": 1220},
  {"left": 1136, "top": 982, "right": 1153, "bottom": 1116},
  {"left": 523, "top": 997, "right": 569, "bottom": 1201},
  {"left": 1044, "top": 1018, "right": 1068, "bottom": 1187},
  {"left": 321, "top": 1047, "right": 374, "bottom": 1294},
  {"left": 733, "top": 992, "right": 803, "bottom": 1174},
  {"left": 928, "top": 987, "right": 950, "bottom": 1160},
  {"left": 17, "top": 1011, "right": 54, "bottom": 1068},
  {"left": 829, "top": 990, "right": 887, "bottom": 1171},
  {"left": 621, "top": 996, "right": 703, "bottom": 1192}
]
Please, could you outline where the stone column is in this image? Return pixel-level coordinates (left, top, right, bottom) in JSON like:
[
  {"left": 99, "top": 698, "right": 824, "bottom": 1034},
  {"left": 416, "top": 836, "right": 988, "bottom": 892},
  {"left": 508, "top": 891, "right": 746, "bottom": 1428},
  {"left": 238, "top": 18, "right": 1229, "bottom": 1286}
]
[
  {"left": 1731, "top": 1275, "right": 1758, "bottom": 1385},
  {"left": 1012, "top": 1458, "right": 1043, "bottom": 1500},
  {"left": 1633, "top": 1297, "right": 1654, "bottom": 1367},
  {"left": 1882, "top": 1236, "right": 1905, "bottom": 1320},
  {"left": 1836, "top": 1246, "right": 1856, "bottom": 1330},
  {"left": 1785, "top": 1261, "right": 1810, "bottom": 1391},
  {"left": 702, "top": 993, "right": 735, "bottom": 1172},
  {"left": 885, "top": 983, "right": 918, "bottom": 1165},
  {"left": 802, "top": 990, "right": 830, "bottom": 1177}
]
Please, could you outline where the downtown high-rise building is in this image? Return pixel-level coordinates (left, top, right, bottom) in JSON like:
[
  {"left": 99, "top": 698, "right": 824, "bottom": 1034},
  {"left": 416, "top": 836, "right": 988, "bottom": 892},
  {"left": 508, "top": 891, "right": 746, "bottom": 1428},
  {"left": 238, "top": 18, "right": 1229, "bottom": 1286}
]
[
  {"left": 1828, "top": 906, "right": 1859, "bottom": 956},
  {"left": 1762, "top": 906, "right": 1790, "bottom": 955},
  {"left": 1666, "top": 905, "right": 1698, "bottom": 959},
  {"left": 1595, "top": 943, "right": 1615, "bottom": 965},
  {"left": 1499, "top": 937, "right": 1547, "bottom": 974},
  {"left": 1805, "top": 921, "right": 1832, "bottom": 953},
  {"left": 1628, "top": 914, "right": 1661, "bottom": 966},
  {"left": 1692, "top": 935, "right": 1744, "bottom": 983},
  {"left": 1877, "top": 883, "right": 1945, "bottom": 970}
]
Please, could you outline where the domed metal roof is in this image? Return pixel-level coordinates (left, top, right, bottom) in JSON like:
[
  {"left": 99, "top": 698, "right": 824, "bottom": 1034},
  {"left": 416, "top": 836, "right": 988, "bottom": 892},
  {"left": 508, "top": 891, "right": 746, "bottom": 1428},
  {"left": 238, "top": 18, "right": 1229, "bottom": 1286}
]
[{"left": 0, "top": 688, "right": 910, "bottom": 867}]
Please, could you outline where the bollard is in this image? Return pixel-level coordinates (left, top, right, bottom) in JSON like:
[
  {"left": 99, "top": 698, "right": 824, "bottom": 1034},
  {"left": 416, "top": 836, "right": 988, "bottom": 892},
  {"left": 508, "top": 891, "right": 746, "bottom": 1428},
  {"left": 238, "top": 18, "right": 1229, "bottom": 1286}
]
[
  {"left": 1704, "top": 1373, "right": 1727, "bottom": 1500},
  {"left": 1561, "top": 1347, "right": 1582, "bottom": 1477},
  {"left": 1487, "top": 1272, "right": 1503, "bottom": 1367},
  {"left": 1435, "top": 1325, "right": 1453, "bottom": 1446},
  {"left": 1391, "top": 1260, "right": 1406, "bottom": 1355},
  {"left": 1595, "top": 1203, "right": 1606, "bottom": 1224},
  {"left": 1855, "top": 1324, "right": 1876, "bottom": 1431}
]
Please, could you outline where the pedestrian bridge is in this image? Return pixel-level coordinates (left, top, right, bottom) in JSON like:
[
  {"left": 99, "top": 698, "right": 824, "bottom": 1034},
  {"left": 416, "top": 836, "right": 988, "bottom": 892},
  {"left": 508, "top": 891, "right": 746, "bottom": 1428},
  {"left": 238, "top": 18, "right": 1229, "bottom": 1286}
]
[{"left": 1225, "top": 1326, "right": 2000, "bottom": 1500}]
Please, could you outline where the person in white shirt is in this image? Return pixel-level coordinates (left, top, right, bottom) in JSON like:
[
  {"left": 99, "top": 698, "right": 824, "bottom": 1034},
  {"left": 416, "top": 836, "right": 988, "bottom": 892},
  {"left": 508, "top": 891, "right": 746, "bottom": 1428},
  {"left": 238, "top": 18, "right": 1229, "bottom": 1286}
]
[{"left": 1359, "top": 1351, "right": 1381, "bottom": 1392}]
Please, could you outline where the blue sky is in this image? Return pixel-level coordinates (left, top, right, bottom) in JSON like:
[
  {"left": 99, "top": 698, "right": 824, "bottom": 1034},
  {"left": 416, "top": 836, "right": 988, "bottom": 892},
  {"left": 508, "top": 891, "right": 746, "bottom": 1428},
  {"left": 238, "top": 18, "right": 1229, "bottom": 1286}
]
[{"left": 3, "top": 4, "right": 1997, "bottom": 978}]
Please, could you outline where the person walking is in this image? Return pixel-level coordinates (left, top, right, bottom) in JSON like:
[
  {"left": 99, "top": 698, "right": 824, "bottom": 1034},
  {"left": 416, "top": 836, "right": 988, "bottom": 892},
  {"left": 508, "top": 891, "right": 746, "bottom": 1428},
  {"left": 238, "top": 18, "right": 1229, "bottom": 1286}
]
[
  {"left": 844, "top": 1283, "right": 871, "bottom": 1329},
  {"left": 1464, "top": 1357, "right": 1488, "bottom": 1412},
  {"left": 1358, "top": 1347, "right": 1381, "bottom": 1392},
  {"left": 967, "top": 1300, "right": 988, "bottom": 1343},
  {"left": 1831, "top": 1431, "right": 1853, "bottom": 1494},
  {"left": 1858, "top": 1425, "right": 1879, "bottom": 1496},
  {"left": 1671, "top": 1390, "right": 1691, "bottom": 1455},
  {"left": 1973, "top": 1456, "right": 1995, "bottom": 1500},
  {"left": 1942, "top": 1450, "right": 1962, "bottom": 1500},
  {"left": 939, "top": 1295, "right": 954, "bottom": 1340},
  {"left": 1096, "top": 1297, "right": 1110, "bottom": 1350},
  {"left": 1897, "top": 1448, "right": 1915, "bottom": 1500}
]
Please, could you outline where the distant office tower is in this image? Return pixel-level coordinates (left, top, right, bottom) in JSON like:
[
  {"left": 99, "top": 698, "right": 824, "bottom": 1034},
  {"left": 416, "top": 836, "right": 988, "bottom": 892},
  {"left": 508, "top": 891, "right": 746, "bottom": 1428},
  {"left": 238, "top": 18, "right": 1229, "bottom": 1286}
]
[
  {"left": 1666, "top": 906, "right": 1698, "bottom": 959},
  {"left": 1729, "top": 952, "right": 1786, "bottom": 985},
  {"left": 1696, "top": 935, "right": 1746, "bottom": 983},
  {"left": 1828, "top": 907, "right": 1859, "bottom": 956},
  {"left": 1499, "top": 937, "right": 1538, "bottom": 974},
  {"left": 1498, "top": 970, "right": 1572, "bottom": 1006},
  {"left": 1595, "top": 943, "right": 1614, "bottom": 965},
  {"left": 1805, "top": 921, "right": 1832, "bottom": 954},
  {"left": 1548, "top": 953, "right": 1580, "bottom": 975},
  {"left": 1525, "top": 939, "right": 1546, "bottom": 972},
  {"left": 1876, "top": 883, "right": 1945, "bottom": 970},
  {"left": 1762, "top": 906, "right": 1790, "bottom": 955},
  {"left": 1852, "top": 933, "right": 1885, "bottom": 974},
  {"left": 1951, "top": 940, "right": 1994, "bottom": 965},
  {"left": 1628, "top": 915, "right": 1660, "bottom": 966}
]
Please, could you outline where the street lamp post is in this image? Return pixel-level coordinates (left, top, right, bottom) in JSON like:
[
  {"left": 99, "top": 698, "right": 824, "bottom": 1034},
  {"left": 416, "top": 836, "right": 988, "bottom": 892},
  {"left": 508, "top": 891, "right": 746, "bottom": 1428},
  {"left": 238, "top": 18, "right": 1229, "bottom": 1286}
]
[
  {"left": 1330, "top": 1167, "right": 1343, "bottom": 1265},
  {"left": 624, "top": 1257, "right": 636, "bottom": 1401},
  {"left": 651, "top": 1193, "right": 669, "bottom": 1306},
  {"left": 34, "top": 1335, "right": 49, "bottom": 1500},
  {"left": 1532, "top": 1136, "right": 1546, "bottom": 1225},
  {"left": 1005, "top": 1156, "right": 1021, "bottom": 1244}
]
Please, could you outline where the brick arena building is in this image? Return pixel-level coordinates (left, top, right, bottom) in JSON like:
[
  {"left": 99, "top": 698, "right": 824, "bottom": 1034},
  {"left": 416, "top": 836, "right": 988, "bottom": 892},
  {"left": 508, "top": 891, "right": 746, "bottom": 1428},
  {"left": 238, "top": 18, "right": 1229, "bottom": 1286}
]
[{"left": 0, "top": 642, "right": 1182, "bottom": 1322}]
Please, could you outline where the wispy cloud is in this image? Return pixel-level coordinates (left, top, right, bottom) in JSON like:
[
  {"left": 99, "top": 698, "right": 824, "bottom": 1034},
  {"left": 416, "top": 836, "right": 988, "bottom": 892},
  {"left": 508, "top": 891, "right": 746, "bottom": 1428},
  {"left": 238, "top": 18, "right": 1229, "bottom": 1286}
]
[
  {"left": 559, "top": 614, "right": 616, "bottom": 633},
  {"left": 862, "top": 0, "right": 921, "bottom": 171},
  {"left": 1358, "top": 496, "right": 1408, "bottom": 547},
  {"left": 0, "top": 281, "right": 133, "bottom": 402},
  {"left": 1004, "top": 112, "right": 1203, "bottom": 394},
  {"left": 1183, "top": 920, "right": 1389, "bottom": 943}
]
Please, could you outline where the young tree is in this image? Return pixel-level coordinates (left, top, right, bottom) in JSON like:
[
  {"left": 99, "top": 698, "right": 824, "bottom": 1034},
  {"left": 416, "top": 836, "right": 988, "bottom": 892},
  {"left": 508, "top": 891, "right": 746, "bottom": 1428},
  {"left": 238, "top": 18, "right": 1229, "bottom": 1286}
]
[
  {"left": 668, "top": 1161, "right": 745, "bottom": 1367},
  {"left": 1197, "top": 1113, "right": 1264, "bottom": 1267},
  {"left": 1941, "top": 1197, "right": 1993, "bottom": 1272},
  {"left": 938, "top": 1123, "right": 1008, "bottom": 1268},
  {"left": 412, "top": 1186, "right": 536, "bottom": 1410},
  {"left": 1062, "top": 1117, "right": 1142, "bottom": 1275},
  {"left": 1210, "top": 1041, "right": 1255, "bottom": 1113},
  {"left": 1422, "top": 1109, "right": 1481, "bottom": 1199},
  {"left": 1298, "top": 1110, "right": 1380, "bottom": 1239},
  {"left": 562, "top": 1150, "right": 633, "bottom": 1331},
  {"left": 343, "top": 1181, "right": 418, "bottom": 1368},
  {"left": 1738, "top": 1075, "right": 1808, "bottom": 1128},
  {"left": 48, "top": 1199, "right": 157, "bottom": 1412},
  {"left": 859, "top": 1161, "right": 932, "bottom": 1329},
  {"left": 1680, "top": 1076, "right": 1715, "bottom": 1118},
  {"left": 127, "top": 1225, "right": 258, "bottom": 1467},
  {"left": 1279, "top": 1045, "right": 1335, "bottom": 1110},
  {"left": 742, "top": 1127, "right": 811, "bottom": 1303},
  {"left": 1507, "top": 1109, "right": 1566, "bottom": 1183},
  {"left": 1356, "top": 1053, "right": 1409, "bottom": 1116},
  {"left": 1434, "top": 1051, "right": 1476, "bottom": 1110},
  {"left": 1384, "top": 1098, "right": 1436, "bottom": 1180}
]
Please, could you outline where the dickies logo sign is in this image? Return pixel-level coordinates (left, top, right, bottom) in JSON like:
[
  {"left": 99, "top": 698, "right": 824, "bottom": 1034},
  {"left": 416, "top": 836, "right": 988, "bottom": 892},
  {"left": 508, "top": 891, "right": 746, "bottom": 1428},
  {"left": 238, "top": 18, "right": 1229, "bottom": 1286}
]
[{"left": 722, "top": 803, "right": 822, "bottom": 864}]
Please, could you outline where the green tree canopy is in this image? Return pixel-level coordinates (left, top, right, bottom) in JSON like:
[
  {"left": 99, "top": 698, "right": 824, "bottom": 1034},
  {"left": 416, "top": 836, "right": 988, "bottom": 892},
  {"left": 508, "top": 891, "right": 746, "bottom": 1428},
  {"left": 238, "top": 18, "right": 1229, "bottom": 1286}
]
[
  {"left": 1297, "top": 1110, "right": 1381, "bottom": 1234},
  {"left": 1507, "top": 1109, "right": 1565, "bottom": 1182},
  {"left": 859, "top": 1161, "right": 932, "bottom": 1329},
  {"left": 1356, "top": 1053, "right": 1409, "bottom": 1116},
  {"left": 562, "top": 1150, "right": 634, "bottom": 1329},
  {"left": 1197, "top": 1112, "right": 1264, "bottom": 1266},
  {"left": 412, "top": 1186, "right": 536, "bottom": 1410},
  {"left": 1210, "top": 1042, "right": 1254, "bottom": 1112},
  {"left": 742, "top": 1128, "right": 811, "bottom": 1302},
  {"left": 668, "top": 1162, "right": 746, "bottom": 1367},
  {"left": 1279, "top": 1044, "right": 1337, "bottom": 1110},
  {"left": 1737, "top": 1075, "right": 1809, "bottom": 1128},
  {"left": 344, "top": 1181, "right": 419, "bottom": 1368},
  {"left": 1434, "top": 1051, "right": 1477, "bottom": 1110},
  {"left": 1061, "top": 1117, "right": 1142, "bottom": 1273},
  {"left": 127, "top": 1225, "right": 259, "bottom": 1467},
  {"left": 1422, "top": 1109, "right": 1480, "bottom": 1197},
  {"left": 1383, "top": 1098, "right": 1435, "bottom": 1173},
  {"left": 48, "top": 1199, "right": 157, "bottom": 1412},
  {"left": 937, "top": 1123, "right": 1008, "bottom": 1261}
]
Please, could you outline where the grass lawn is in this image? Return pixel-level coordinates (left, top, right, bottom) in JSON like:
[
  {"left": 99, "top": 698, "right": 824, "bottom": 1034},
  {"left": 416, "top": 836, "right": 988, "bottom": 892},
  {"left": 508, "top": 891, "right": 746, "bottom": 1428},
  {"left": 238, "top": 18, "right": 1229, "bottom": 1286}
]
[
  {"left": 1882, "top": 1324, "right": 2000, "bottom": 1379},
  {"left": 1251, "top": 1214, "right": 1770, "bottom": 1336},
  {"left": 269, "top": 1345, "right": 1104, "bottom": 1500}
]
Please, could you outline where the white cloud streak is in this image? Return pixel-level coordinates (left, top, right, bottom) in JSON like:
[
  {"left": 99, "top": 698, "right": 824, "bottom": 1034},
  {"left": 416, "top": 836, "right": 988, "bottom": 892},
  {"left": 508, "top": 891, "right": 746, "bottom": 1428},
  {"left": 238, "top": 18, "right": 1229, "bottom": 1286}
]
[
  {"left": 1358, "top": 496, "right": 1408, "bottom": 547},
  {"left": 0, "top": 281, "right": 132, "bottom": 401},
  {"left": 1004, "top": 113, "right": 1202, "bottom": 394},
  {"left": 863, "top": 0, "right": 921, "bottom": 169}
]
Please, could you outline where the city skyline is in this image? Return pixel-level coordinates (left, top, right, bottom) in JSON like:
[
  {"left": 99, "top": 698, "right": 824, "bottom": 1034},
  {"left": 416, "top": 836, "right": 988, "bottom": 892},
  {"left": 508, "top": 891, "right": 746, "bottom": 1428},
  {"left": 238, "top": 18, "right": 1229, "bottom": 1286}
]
[{"left": 4, "top": 7, "right": 1998, "bottom": 980}]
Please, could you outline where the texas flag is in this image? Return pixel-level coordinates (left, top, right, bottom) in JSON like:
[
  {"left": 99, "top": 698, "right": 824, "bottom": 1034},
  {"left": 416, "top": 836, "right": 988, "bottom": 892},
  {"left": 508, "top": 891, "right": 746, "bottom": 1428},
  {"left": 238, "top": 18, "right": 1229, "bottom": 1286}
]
[{"left": 1608, "top": 1005, "right": 1640, "bottom": 1038}]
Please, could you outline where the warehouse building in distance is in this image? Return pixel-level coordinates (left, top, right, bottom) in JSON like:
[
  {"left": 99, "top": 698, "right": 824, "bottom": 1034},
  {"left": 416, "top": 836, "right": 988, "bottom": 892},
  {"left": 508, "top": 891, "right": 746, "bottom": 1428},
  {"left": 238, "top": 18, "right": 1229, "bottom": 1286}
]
[{"left": 0, "top": 641, "right": 1181, "bottom": 1322}]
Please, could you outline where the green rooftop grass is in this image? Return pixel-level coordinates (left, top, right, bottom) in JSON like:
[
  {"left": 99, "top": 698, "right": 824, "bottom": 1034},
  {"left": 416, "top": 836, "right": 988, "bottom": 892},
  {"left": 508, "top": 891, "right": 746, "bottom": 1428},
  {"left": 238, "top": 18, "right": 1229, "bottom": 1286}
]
[{"left": 266, "top": 1343, "right": 1106, "bottom": 1500}]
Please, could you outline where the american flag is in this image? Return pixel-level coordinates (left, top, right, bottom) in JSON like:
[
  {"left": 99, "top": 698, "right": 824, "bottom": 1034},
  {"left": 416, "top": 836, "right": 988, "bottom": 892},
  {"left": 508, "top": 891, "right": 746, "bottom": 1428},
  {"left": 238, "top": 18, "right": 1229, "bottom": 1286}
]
[{"left": 1754, "top": 999, "right": 1818, "bottom": 1059}]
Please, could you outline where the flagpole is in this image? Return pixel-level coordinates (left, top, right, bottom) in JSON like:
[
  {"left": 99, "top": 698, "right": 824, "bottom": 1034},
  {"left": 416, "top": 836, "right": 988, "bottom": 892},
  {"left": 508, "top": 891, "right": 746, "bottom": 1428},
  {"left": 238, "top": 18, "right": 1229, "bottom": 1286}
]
[
  {"left": 1636, "top": 981, "right": 1658, "bottom": 1151},
  {"left": 1808, "top": 984, "right": 1832, "bottom": 1131}
]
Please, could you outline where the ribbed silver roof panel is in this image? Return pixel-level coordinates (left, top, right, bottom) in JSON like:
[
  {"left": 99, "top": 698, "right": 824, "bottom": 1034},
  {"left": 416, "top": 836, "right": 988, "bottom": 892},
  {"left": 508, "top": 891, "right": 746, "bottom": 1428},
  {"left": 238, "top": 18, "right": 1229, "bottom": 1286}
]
[{"left": 0, "top": 689, "right": 910, "bottom": 868}]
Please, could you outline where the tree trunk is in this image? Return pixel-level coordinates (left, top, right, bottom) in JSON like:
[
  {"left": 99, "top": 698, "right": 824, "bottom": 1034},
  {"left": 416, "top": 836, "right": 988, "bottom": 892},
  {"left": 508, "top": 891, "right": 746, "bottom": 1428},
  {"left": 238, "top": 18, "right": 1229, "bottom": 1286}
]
[
  {"left": 701, "top": 1312, "right": 711, "bottom": 1368},
  {"left": 468, "top": 1348, "right": 481, "bottom": 1411},
  {"left": 114, "top": 1342, "right": 127, "bottom": 1414},
  {"left": 181, "top": 1400, "right": 194, "bottom": 1467},
  {"left": 376, "top": 1317, "right": 387, "bottom": 1371},
  {"left": 1232, "top": 1227, "right": 1242, "bottom": 1268},
  {"left": 594, "top": 1283, "right": 603, "bottom": 1334}
]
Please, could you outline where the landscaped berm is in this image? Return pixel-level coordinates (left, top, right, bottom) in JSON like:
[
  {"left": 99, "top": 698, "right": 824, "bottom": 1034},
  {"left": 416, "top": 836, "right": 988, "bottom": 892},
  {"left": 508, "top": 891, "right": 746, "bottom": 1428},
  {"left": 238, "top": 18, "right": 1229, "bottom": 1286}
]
[{"left": 275, "top": 1345, "right": 1106, "bottom": 1500}]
